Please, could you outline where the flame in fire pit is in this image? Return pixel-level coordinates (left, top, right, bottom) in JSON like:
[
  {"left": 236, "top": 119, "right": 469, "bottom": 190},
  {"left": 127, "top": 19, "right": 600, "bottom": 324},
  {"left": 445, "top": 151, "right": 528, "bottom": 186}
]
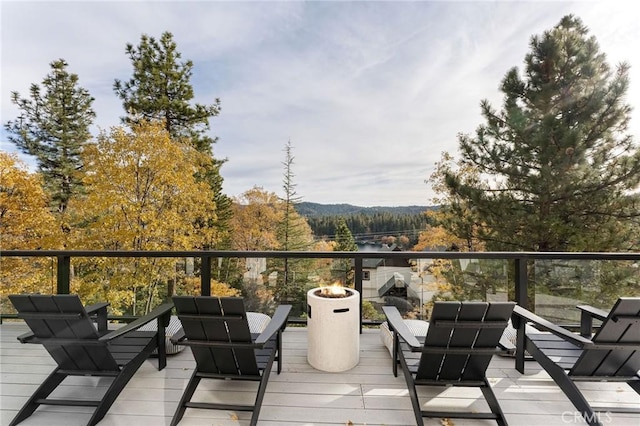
[{"left": 317, "top": 282, "right": 348, "bottom": 298}]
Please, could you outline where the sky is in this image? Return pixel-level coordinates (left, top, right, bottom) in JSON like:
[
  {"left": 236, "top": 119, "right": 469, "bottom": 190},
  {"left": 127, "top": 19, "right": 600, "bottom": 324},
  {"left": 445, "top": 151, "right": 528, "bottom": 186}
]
[{"left": 1, "top": 1, "right": 639, "bottom": 207}]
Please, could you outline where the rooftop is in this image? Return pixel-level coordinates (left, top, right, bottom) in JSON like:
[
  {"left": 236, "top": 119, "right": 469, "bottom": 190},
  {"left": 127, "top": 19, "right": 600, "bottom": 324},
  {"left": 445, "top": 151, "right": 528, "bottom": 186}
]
[{"left": 1, "top": 323, "right": 638, "bottom": 426}]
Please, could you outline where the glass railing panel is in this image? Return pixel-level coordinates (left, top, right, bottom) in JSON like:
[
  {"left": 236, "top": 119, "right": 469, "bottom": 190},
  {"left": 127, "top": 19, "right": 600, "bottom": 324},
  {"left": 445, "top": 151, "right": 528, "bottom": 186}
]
[
  {"left": 69, "top": 256, "right": 183, "bottom": 319},
  {"left": 3, "top": 251, "right": 637, "bottom": 326},
  {"left": 179, "top": 255, "right": 351, "bottom": 320},
  {"left": 1, "top": 256, "right": 57, "bottom": 317},
  {"left": 531, "top": 259, "right": 640, "bottom": 326},
  {"left": 382, "top": 258, "right": 512, "bottom": 321}
]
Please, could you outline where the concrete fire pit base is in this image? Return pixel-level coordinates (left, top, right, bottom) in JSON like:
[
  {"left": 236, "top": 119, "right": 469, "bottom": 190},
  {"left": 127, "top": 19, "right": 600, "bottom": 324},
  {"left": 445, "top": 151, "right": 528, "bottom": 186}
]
[{"left": 306, "top": 287, "right": 360, "bottom": 372}]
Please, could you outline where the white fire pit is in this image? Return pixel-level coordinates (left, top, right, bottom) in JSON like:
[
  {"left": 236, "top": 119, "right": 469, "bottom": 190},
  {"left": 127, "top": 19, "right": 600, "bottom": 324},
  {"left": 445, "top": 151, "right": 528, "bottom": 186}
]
[{"left": 307, "top": 286, "right": 360, "bottom": 372}]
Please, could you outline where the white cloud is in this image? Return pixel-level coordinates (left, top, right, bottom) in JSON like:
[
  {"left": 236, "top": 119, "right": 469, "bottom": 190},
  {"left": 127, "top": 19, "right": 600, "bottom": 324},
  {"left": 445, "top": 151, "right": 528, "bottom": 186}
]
[{"left": 2, "top": 0, "right": 638, "bottom": 206}]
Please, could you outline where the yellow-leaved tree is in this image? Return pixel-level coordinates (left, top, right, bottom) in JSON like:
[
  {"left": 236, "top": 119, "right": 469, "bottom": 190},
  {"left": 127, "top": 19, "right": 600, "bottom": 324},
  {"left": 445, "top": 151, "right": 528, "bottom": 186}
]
[
  {"left": 231, "top": 186, "right": 283, "bottom": 251},
  {"left": 228, "top": 187, "right": 282, "bottom": 312},
  {"left": 230, "top": 185, "right": 325, "bottom": 314},
  {"left": 0, "top": 152, "right": 60, "bottom": 309},
  {"left": 67, "top": 121, "right": 217, "bottom": 314}
]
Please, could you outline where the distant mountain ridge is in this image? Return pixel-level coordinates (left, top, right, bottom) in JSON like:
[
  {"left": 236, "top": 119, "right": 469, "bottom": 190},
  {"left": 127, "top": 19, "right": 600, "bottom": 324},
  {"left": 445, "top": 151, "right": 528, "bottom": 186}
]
[{"left": 297, "top": 202, "right": 434, "bottom": 217}]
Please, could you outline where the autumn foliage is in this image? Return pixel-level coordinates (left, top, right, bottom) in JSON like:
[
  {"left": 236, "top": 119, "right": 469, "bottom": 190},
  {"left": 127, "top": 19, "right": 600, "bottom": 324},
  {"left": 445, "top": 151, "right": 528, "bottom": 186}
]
[
  {"left": 0, "top": 153, "right": 60, "bottom": 305},
  {"left": 1, "top": 122, "right": 224, "bottom": 314}
]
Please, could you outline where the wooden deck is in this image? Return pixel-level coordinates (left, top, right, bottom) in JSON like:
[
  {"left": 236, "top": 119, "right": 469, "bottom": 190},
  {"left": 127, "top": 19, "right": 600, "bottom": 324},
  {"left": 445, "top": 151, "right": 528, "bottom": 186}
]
[{"left": 1, "top": 322, "right": 638, "bottom": 426}]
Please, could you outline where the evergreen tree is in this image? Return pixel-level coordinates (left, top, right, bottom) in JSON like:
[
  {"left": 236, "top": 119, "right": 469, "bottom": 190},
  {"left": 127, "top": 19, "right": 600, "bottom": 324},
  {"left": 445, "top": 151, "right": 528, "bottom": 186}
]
[
  {"left": 443, "top": 15, "right": 640, "bottom": 252},
  {"left": 279, "top": 141, "right": 305, "bottom": 252},
  {"left": 114, "top": 31, "right": 232, "bottom": 248},
  {"left": 305, "top": 212, "right": 429, "bottom": 248},
  {"left": 426, "top": 152, "right": 486, "bottom": 252},
  {"left": 113, "top": 31, "right": 220, "bottom": 151},
  {"left": 272, "top": 141, "right": 314, "bottom": 308},
  {"left": 333, "top": 218, "right": 358, "bottom": 284},
  {"left": 334, "top": 218, "right": 357, "bottom": 252},
  {"left": 5, "top": 59, "right": 95, "bottom": 214}
]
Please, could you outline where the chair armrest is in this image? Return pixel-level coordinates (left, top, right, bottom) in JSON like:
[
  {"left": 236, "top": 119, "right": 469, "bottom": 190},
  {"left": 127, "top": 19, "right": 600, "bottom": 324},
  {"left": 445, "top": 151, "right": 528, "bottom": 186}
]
[
  {"left": 170, "top": 328, "right": 185, "bottom": 345},
  {"left": 255, "top": 305, "right": 292, "bottom": 346},
  {"left": 85, "top": 302, "right": 109, "bottom": 332},
  {"left": 99, "top": 303, "right": 173, "bottom": 342},
  {"left": 512, "top": 305, "right": 592, "bottom": 348},
  {"left": 576, "top": 305, "right": 608, "bottom": 322},
  {"left": 16, "top": 330, "right": 35, "bottom": 343},
  {"left": 382, "top": 306, "right": 422, "bottom": 349},
  {"left": 576, "top": 304, "right": 609, "bottom": 337},
  {"left": 85, "top": 302, "right": 109, "bottom": 315}
]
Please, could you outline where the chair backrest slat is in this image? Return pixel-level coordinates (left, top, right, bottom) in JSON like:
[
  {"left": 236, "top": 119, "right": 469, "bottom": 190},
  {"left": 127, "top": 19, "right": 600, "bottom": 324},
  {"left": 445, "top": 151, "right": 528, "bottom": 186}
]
[
  {"left": 572, "top": 297, "right": 640, "bottom": 377},
  {"left": 9, "top": 294, "right": 119, "bottom": 372},
  {"left": 220, "top": 298, "right": 258, "bottom": 375},
  {"left": 174, "top": 296, "right": 259, "bottom": 376},
  {"left": 440, "top": 303, "right": 487, "bottom": 381},
  {"left": 175, "top": 297, "right": 225, "bottom": 373},
  {"left": 416, "top": 301, "right": 514, "bottom": 382},
  {"left": 198, "top": 297, "right": 242, "bottom": 374},
  {"left": 416, "top": 302, "right": 460, "bottom": 380},
  {"left": 463, "top": 302, "right": 515, "bottom": 380}
]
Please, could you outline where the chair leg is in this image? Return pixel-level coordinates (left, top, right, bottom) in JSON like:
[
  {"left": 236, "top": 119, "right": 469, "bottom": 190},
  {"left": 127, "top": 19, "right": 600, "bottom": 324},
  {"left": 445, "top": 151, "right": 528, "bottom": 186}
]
[
  {"left": 10, "top": 369, "right": 66, "bottom": 426},
  {"left": 481, "top": 378, "right": 508, "bottom": 426},
  {"left": 171, "top": 370, "right": 202, "bottom": 426},
  {"left": 250, "top": 350, "right": 277, "bottom": 426},
  {"left": 392, "top": 331, "right": 399, "bottom": 377},
  {"left": 157, "top": 320, "right": 167, "bottom": 370},
  {"left": 515, "top": 319, "right": 527, "bottom": 373},
  {"left": 88, "top": 341, "right": 156, "bottom": 426},
  {"left": 527, "top": 343, "right": 602, "bottom": 426},
  {"left": 277, "top": 329, "right": 283, "bottom": 374},
  {"left": 398, "top": 352, "right": 424, "bottom": 426}
]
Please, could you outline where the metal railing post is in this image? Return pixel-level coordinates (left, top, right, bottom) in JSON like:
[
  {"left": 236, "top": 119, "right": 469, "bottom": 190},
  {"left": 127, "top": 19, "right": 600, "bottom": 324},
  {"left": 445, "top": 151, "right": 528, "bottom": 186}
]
[
  {"left": 57, "top": 255, "right": 71, "bottom": 295},
  {"left": 514, "top": 257, "right": 528, "bottom": 373},
  {"left": 354, "top": 257, "right": 363, "bottom": 333},
  {"left": 201, "top": 256, "right": 211, "bottom": 296},
  {"left": 514, "top": 257, "right": 528, "bottom": 309}
]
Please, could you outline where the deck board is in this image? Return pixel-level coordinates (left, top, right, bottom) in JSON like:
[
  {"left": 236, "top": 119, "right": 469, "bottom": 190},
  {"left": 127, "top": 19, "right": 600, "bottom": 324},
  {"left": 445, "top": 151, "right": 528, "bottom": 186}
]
[{"left": 1, "top": 323, "right": 638, "bottom": 426}]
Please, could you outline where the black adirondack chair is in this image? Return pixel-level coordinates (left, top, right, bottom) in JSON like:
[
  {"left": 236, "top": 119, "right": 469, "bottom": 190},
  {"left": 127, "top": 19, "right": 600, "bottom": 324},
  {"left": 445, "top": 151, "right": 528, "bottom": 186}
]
[
  {"left": 512, "top": 297, "right": 640, "bottom": 426},
  {"left": 383, "top": 301, "right": 515, "bottom": 426},
  {"left": 171, "top": 296, "right": 291, "bottom": 426},
  {"left": 8, "top": 294, "right": 173, "bottom": 426}
]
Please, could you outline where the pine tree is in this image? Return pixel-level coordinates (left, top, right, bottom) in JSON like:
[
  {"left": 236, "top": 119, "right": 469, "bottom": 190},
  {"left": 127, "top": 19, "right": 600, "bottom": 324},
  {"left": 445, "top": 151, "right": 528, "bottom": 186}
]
[
  {"left": 335, "top": 218, "right": 357, "bottom": 252},
  {"left": 333, "top": 218, "right": 358, "bottom": 285},
  {"left": 443, "top": 15, "right": 640, "bottom": 252},
  {"left": 279, "top": 141, "right": 305, "bottom": 252},
  {"left": 113, "top": 31, "right": 220, "bottom": 151},
  {"left": 5, "top": 59, "right": 95, "bottom": 214},
  {"left": 273, "top": 141, "right": 314, "bottom": 307},
  {"left": 114, "top": 31, "right": 232, "bottom": 248}
]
